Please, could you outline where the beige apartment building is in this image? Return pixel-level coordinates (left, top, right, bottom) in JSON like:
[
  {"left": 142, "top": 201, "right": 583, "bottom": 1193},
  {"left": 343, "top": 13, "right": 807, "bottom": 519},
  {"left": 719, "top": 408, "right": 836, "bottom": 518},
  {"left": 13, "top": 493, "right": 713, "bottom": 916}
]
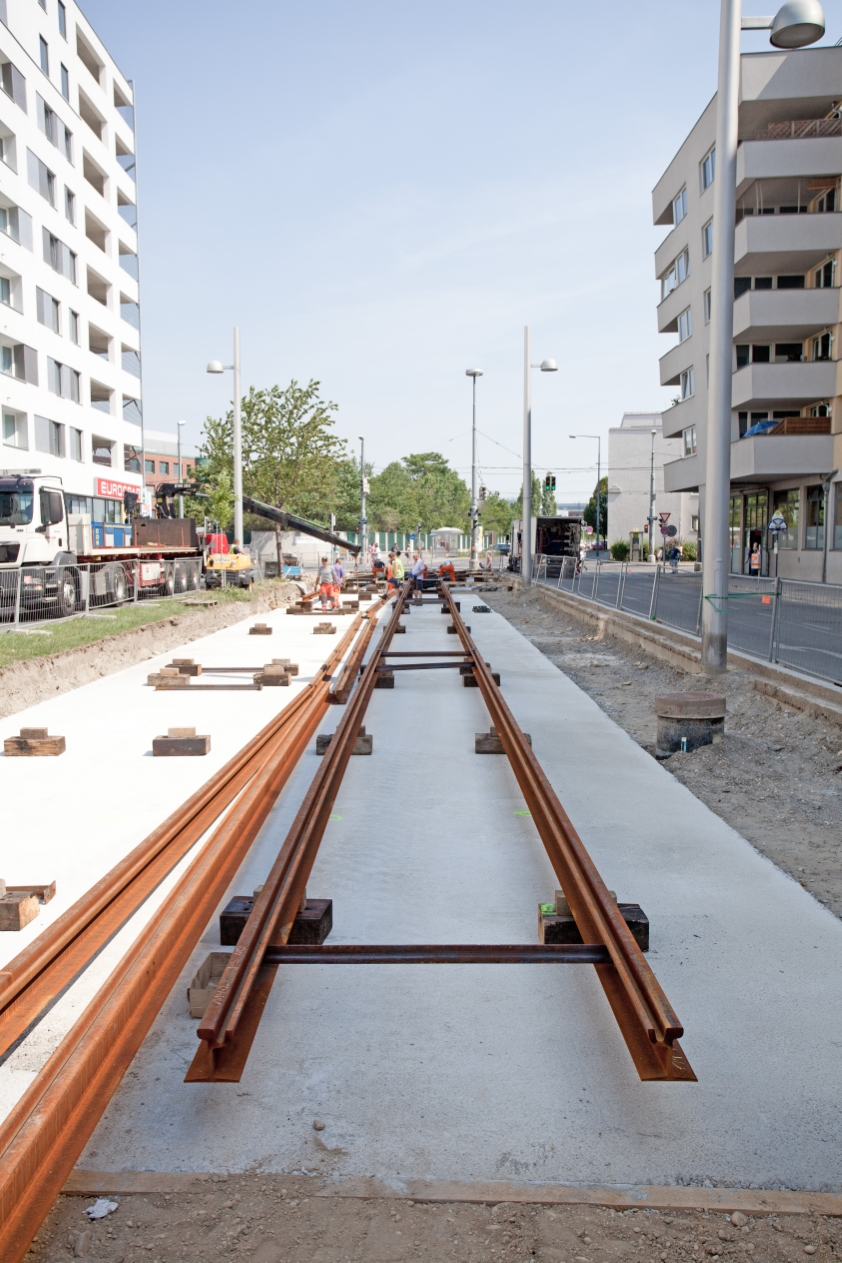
[
  {"left": 607, "top": 411, "right": 699, "bottom": 554},
  {"left": 653, "top": 47, "right": 842, "bottom": 583}
]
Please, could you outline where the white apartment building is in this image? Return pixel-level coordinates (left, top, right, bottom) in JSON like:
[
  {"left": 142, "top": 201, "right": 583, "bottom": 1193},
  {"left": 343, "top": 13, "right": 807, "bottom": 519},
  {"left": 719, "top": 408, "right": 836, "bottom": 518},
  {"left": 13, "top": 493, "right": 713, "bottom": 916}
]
[
  {"left": 0, "top": 0, "right": 142, "bottom": 524},
  {"left": 653, "top": 47, "right": 842, "bottom": 583},
  {"left": 606, "top": 411, "right": 699, "bottom": 551}
]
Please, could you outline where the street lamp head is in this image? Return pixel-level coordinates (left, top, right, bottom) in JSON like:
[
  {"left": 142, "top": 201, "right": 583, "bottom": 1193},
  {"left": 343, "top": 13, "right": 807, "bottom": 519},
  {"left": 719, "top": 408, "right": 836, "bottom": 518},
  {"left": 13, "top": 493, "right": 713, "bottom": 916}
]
[
  {"left": 465, "top": 369, "right": 483, "bottom": 377},
  {"left": 770, "top": 0, "right": 825, "bottom": 46},
  {"left": 540, "top": 359, "right": 558, "bottom": 372},
  {"left": 177, "top": 418, "right": 186, "bottom": 427},
  {"left": 206, "top": 360, "right": 224, "bottom": 374}
]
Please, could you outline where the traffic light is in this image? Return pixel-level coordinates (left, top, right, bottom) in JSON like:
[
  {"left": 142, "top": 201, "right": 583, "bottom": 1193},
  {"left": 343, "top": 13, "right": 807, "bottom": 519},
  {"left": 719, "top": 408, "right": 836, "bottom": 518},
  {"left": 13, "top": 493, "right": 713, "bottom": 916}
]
[
  {"left": 479, "top": 485, "right": 487, "bottom": 502},
  {"left": 543, "top": 473, "right": 556, "bottom": 492}
]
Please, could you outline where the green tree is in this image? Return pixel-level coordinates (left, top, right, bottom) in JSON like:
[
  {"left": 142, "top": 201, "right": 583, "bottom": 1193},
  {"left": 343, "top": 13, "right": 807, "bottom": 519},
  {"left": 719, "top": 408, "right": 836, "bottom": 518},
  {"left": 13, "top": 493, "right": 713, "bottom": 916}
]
[
  {"left": 584, "top": 476, "right": 608, "bottom": 541},
  {"left": 368, "top": 460, "right": 416, "bottom": 532},
  {"left": 479, "top": 491, "right": 515, "bottom": 538},
  {"left": 513, "top": 472, "right": 543, "bottom": 520}
]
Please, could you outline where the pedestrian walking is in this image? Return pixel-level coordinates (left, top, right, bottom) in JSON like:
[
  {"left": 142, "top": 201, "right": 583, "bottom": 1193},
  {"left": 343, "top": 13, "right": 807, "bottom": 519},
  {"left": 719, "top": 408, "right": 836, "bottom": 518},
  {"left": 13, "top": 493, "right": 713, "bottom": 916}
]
[
  {"left": 317, "top": 556, "right": 337, "bottom": 609},
  {"left": 410, "top": 552, "right": 426, "bottom": 600},
  {"left": 668, "top": 544, "right": 680, "bottom": 574},
  {"left": 749, "top": 542, "right": 761, "bottom": 577},
  {"left": 389, "top": 551, "right": 405, "bottom": 590}
]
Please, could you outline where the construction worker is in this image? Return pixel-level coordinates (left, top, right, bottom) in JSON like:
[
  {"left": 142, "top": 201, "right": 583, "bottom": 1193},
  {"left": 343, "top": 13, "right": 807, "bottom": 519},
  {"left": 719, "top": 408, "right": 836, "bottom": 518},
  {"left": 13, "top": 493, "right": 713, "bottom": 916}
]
[
  {"left": 439, "top": 560, "right": 456, "bottom": 583},
  {"left": 317, "top": 556, "right": 337, "bottom": 609}
]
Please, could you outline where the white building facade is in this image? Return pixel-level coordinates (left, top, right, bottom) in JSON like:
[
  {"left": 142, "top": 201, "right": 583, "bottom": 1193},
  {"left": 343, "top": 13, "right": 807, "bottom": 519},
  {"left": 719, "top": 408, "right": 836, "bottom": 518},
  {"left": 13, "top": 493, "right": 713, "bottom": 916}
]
[
  {"left": 0, "top": 0, "right": 142, "bottom": 522},
  {"left": 607, "top": 412, "right": 699, "bottom": 552},
  {"left": 653, "top": 48, "right": 842, "bottom": 582}
]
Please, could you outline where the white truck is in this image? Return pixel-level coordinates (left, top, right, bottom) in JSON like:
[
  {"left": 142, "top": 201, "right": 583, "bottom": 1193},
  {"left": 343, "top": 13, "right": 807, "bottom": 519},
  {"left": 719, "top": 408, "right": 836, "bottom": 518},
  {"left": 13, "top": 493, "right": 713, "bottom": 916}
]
[{"left": 0, "top": 468, "right": 203, "bottom": 621}]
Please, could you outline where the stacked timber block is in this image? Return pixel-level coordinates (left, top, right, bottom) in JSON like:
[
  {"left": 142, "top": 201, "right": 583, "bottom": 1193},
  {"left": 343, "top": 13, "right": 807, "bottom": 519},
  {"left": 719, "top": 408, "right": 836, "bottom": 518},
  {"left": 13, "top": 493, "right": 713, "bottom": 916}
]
[
  {"left": 475, "top": 725, "right": 531, "bottom": 753},
  {"left": 0, "top": 879, "right": 55, "bottom": 931},
  {"left": 539, "top": 889, "right": 649, "bottom": 953},
  {"left": 218, "top": 896, "right": 333, "bottom": 950},
  {"left": 447, "top": 624, "right": 470, "bottom": 634},
  {"left": 168, "top": 658, "right": 202, "bottom": 676},
  {"left": 314, "top": 622, "right": 337, "bottom": 635},
  {"left": 460, "top": 664, "right": 501, "bottom": 687},
  {"left": 153, "top": 727, "right": 211, "bottom": 757},
  {"left": 4, "top": 727, "right": 65, "bottom": 756},
  {"left": 316, "top": 726, "right": 372, "bottom": 756},
  {"left": 394, "top": 623, "right": 406, "bottom": 634},
  {"left": 374, "top": 669, "right": 394, "bottom": 689},
  {"left": 250, "top": 622, "right": 273, "bottom": 635},
  {"left": 148, "top": 667, "right": 190, "bottom": 689},
  {"left": 254, "top": 665, "right": 290, "bottom": 687},
  {"left": 342, "top": 599, "right": 360, "bottom": 611},
  {"left": 272, "top": 657, "right": 299, "bottom": 675},
  {"left": 441, "top": 602, "right": 460, "bottom": 613}
]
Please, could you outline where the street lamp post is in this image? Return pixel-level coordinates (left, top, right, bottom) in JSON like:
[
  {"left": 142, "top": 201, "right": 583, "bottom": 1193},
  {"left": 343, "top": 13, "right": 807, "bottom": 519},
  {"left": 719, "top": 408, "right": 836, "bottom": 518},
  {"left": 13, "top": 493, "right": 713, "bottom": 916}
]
[
  {"left": 177, "top": 419, "right": 186, "bottom": 519},
  {"left": 570, "top": 434, "right": 602, "bottom": 558},
  {"left": 649, "top": 428, "right": 657, "bottom": 562},
  {"left": 466, "top": 369, "right": 483, "bottom": 571},
  {"left": 359, "top": 436, "right": 367, "bottom": 562},
  {"left": 701, "top": 0, "right": 824, "bottom": 672},
  {"left": 207, "top": 327, "right": 243, "bottom": 546},
  {"left": 522, "top": 326, "right": 557, "bottom": 585}
]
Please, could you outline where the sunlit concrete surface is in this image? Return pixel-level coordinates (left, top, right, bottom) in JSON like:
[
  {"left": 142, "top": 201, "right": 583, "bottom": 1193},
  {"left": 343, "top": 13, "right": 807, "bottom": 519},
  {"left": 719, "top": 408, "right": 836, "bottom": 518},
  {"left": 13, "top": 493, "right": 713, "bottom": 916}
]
[{"left": 6, "top": 594, "right": 842, "bottom": 1191}]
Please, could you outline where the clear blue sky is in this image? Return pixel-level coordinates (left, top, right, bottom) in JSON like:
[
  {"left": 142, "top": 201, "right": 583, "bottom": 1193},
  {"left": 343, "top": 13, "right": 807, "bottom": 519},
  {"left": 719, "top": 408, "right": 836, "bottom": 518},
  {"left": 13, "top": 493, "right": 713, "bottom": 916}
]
[{"left": 83, "top": 0, "right": 839, "bottom": 502}]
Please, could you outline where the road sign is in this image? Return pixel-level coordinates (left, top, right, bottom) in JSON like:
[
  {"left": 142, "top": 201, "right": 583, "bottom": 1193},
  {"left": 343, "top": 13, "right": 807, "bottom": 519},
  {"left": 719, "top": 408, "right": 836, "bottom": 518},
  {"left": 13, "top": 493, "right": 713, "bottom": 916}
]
[
  {"left": 658, "top": 512, "right": 671, "bottom": 524},
  {"left": 768, "top": 511, "right": 787, "bottom": 533},
  {"left": 667, "top": 524, "right": 677, "bottom": 537}
]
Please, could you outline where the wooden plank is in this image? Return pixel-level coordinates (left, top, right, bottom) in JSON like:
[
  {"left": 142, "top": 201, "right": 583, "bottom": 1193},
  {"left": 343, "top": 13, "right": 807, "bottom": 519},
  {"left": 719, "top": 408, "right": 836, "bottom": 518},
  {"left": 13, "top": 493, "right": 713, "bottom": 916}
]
[
  {"left": 4, "top": 735, "right": 66, "bottom": 757},
  {"left": 0, "top": 892, "right": 40, "bottom": 931}
]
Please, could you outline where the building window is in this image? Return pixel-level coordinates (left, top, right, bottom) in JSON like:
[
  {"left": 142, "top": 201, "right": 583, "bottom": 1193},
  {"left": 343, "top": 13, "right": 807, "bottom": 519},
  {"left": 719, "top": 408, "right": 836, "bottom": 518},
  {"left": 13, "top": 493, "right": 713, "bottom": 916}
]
[
  {"left": 702, "top": 220, "right": 713, "bottom": 258},
  {"left": 0, "top": 205, "right": 20, "bottom": 243},
  {"left": 47, "top": 357, "right": 80, "bottom": 401},
  {"left": 69, "top": 310, "right": 79, "bottom": 343},
  {"left": 682, "top": 426, "right": 697, "bottom": 457},
  {"left": 69, "top": 425, "right": 82, "bottom": 461},
  {"left": 814, "top": 258, "right": 835, "bottom": 288},
  {"left": 661, "top": 248, "right": 690, "bottom": 300},
  {"left": 2, "top": 412, "right": 27, "bottom": 449},
  {"left": 39, "top": 98, "right": 55, "bottom": 144},
  {"left": 58, "top": 1, "right": 67, "bottom": 37},
  {"left": 60, "top": 63, "right": 69, "bottom": 100},
  {"left": 752, "top": 344, "right": 771, "bottom": 363},
  {"left": 691, "top": 514, "right": 699, "bottom": 533},
  {"left": 36, "top": 287, "right": 61, "bottom": 332},
  {"left": 805, "top": 485, "right": 825, "bottom": 550},
  {"left": 91, "top": 438, "right": 114, "bottom": 467},
  {"left": 28, "top": 150, "right": 56, "bottom": 206},
  {"left": 777, "top": 275, "right": 805, "bottom": 289},
  {"left": 680, "top": 367, "right": 694, "bottom": 400},
  {"left": 704, "top": 288, "right": 711, "bottom": 323},
  {"left": 144, "top": 458, "right": 155, "bottom": 474},
  {"left": 64, "top": 187, "right": 75, "bottom": 223},
  {"left": 39, "top": 37, "right": 49, "bottom": 77},
  {"left": 812, "top": 331, "right": 832, "bottom": 361},
  {"left": 772, "top": 488, "right": 800, "bottom": 550},
  {"left": 809, "top": 402, "right": 831, "bottom": 417},
  {"left": 159, "top": 461, "right": 169, "bottom": 475},
  {"left": 63, "top": 126, "right": 72, "bottom": 161},
  {"left": 35, "top": 415, "right": 66, "bottom": 458},
  {"left": 701, "top": 147, "right": 715, "bottom": 190},
  {"left": 673, "top": 187, "right": 687, "bottom": 225},
  {"left": 835, "top": 484, "right": 842, "bottom": 551},
  {"left": 677, "top": 306, "right": 692, "bottom": 343}
]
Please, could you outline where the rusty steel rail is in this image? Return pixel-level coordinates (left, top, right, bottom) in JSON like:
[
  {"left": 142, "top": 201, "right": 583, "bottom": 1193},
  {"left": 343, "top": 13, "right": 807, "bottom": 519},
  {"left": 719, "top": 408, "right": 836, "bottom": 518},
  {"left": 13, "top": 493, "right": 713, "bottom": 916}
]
[
  {"left": 187, "top": 583, "right": 411, "bottom": 1082},
  {"left": 0, "top": 608, "right": 378, "bottom": 1063},
  {"left": 440, "top": 582, "right": 695, "bottom": 1082},
  {"left": 0, "top": 604, "right": 394, "bottom": 1263}
]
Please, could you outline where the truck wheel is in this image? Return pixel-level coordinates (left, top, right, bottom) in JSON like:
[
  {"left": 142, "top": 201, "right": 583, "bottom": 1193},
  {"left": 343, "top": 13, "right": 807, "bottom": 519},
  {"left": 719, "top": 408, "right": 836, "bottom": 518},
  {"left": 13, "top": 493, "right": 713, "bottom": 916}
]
[
  {"left": 58, "top": 571, "right": 77, "bottom": 617},
  {"left": 112, "top": 567, "right": 127, "bottom": 604},
  {"left": 162, "top": 565, "right": 175, "bottom": 597},
  {"left": 186, "top": 566, "right": 199, "bottom": 591}
]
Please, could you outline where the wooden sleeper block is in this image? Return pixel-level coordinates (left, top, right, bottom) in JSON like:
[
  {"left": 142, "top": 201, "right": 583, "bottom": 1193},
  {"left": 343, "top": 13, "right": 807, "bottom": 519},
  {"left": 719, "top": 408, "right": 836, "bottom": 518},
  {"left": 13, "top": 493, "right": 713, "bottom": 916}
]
[
  {"left": 0, "top": 891, "right": 40, "bottom": 931},
  {"left": 462, "top": 668, "right": 501, "bottom": 687},
  {"left": 254, "top": 667, "right": 290, "bottom": 687},
  {"left": 5, "top": 881, "right": 56, "bottom": 904},
  {"left": 219, "top": 897, "right": 333, "bottom": 949},
  {"left": 447, "top": 624, "right": 470, "bottom": 634},
  {"left": 148, "top": 667, "right": 190, "bottom": 689},
  {"left": 316, "top": 726, "right": 372, "bottom": 756},
  {"left": 271, "top": 658, "right": 299, "bottom": 676},
  {"left": 475, "top": 725, "right": 531, "bottom": 753},
  {"left": 168, "top": 659, "right": 202, "bottom": 676},
  {"left": 394, "top": 623, "right": 406, "bottom": 634},
  {"left": 4, "top": 727, "right": 66, "bottom": 756},
  {"left": 441, "top": 602, "right": 461, "bottom": 613},
  {"left": 152, "top": 727, "right": 211, "bottom": 757},
  {"left": 314, "top": 622, "right": 337, "bottom": 635},
  {"left": 250, "top": 623, "right": 273, "bottom": 635},
  {"left": 374, "top": 669, "right": 394, "bottom": 689},
  {"left": 539, "top": 898, "right": 649, "bottom": 953}
]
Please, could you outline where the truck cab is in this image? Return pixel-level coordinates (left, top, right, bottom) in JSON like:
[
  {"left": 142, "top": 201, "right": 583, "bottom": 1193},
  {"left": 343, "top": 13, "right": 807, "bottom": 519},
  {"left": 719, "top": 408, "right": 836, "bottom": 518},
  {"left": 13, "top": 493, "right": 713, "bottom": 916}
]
[{"left": 0, "top": 471, "right": 71, "bottom": 569}]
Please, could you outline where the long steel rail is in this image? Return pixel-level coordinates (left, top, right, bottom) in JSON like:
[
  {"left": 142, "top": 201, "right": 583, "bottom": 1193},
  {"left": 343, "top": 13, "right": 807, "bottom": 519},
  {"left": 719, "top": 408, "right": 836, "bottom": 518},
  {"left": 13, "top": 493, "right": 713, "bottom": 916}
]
[
  {"left": 0, "top": 596, "right": 391, "bottom": 1263},
  {"left": 440, "top": 582, "right": 695, "bottom": 1081},
  {"left": 187, "top": 583, "right": 411, "bottom": 1080}
]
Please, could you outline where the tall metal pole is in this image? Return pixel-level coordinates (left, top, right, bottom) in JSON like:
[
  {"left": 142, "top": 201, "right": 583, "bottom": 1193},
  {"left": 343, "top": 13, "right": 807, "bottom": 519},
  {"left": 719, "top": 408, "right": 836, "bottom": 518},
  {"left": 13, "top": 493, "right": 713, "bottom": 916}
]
[
  {"left": 701, "top": 0, "right": 740, "bottom": 671},
  {"left": 471, "top": 373, "right": 479, "bottom": 570},
  {"left": 595, "top": 437, "right": 602, "bottom": 558},
  {"left": 648, "top": 428, "right": 657, "bottom": 562},
  {"left": 232, "top": 326, "right": 243, "bottom": 546},
  {"left": 359, "top": 436, "right": 366, "bottom": 549},
  {"left": 177, "top": 421, "right": 184, "bottom": 519},
  {"left": 522, "top": 325, "right": 532, "bottom": 584}
]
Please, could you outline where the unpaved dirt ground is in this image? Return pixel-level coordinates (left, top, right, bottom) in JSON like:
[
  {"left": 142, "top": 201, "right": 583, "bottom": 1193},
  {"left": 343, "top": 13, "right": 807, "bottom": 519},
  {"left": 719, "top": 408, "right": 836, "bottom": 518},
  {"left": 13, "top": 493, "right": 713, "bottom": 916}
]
[
  {"left": 0, "top": 580, "right": 302, "bottom": 719},
  {"left": 37, "top": 1177, "right": 842, "bottom": 1262},
  {"left": 483, "top": 586, "right": 842, "bottom": 920}
]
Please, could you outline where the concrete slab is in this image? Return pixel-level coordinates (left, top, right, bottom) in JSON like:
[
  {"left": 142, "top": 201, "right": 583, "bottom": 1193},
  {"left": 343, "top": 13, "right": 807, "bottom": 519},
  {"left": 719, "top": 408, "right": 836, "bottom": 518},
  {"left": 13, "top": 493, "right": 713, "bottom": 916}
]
[{"left": 7, "top": 600, "right": 842, "bottom": 1192}]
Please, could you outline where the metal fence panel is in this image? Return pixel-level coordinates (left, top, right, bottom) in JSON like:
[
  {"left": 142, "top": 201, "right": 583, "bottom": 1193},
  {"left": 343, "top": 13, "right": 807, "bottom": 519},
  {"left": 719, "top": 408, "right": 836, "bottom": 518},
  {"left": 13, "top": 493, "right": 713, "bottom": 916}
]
[
  {"left": 655, "top": 571, "right": 704, "bottom": 635},
  {"left": 723, "top": 575, "right": 777, "bottom": 662},
  {"left": 619, "top": 566, "right": 657, "bottom": 620},
  {"left": 775, "top": 579, "right": 842, "bottom": 683}
]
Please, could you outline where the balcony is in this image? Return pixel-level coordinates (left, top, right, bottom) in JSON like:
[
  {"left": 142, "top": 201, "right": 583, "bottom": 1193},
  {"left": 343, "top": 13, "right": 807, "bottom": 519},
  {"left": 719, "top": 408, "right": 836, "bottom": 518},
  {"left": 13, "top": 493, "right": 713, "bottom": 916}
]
[
  {"left": 734, "top": 211, "right": 842, "bottom": 276},
  {"left": 664, "top": 453, "right": 703, "bottom": 494},
  {"left": 731, "top": 359, "right": 838, "bottom": 409},
  {"left": 733, "top": 285, "right": 841, "bottom": 341},
  {"left": 736, "top": 135, "right": 842, "bottom": 199},
  {"left": 661, "top": 395, "right": 701, "bottom": 441},
  {"left": 656, "top": 280, "right": 694, "bottom": 334},
  {"left": 659, "top": 339, "right": 694, "bottom": 388},
  {"left": 730, "top": 432, "right": 834, "bottom": 483}
]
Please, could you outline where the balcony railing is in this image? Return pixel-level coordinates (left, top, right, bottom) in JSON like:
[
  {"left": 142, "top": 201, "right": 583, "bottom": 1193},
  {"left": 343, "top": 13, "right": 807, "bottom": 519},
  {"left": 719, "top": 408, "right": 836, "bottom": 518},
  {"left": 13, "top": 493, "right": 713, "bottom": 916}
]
[{"left": 754, "top": 118, "right": 842, "bottom": 141}]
